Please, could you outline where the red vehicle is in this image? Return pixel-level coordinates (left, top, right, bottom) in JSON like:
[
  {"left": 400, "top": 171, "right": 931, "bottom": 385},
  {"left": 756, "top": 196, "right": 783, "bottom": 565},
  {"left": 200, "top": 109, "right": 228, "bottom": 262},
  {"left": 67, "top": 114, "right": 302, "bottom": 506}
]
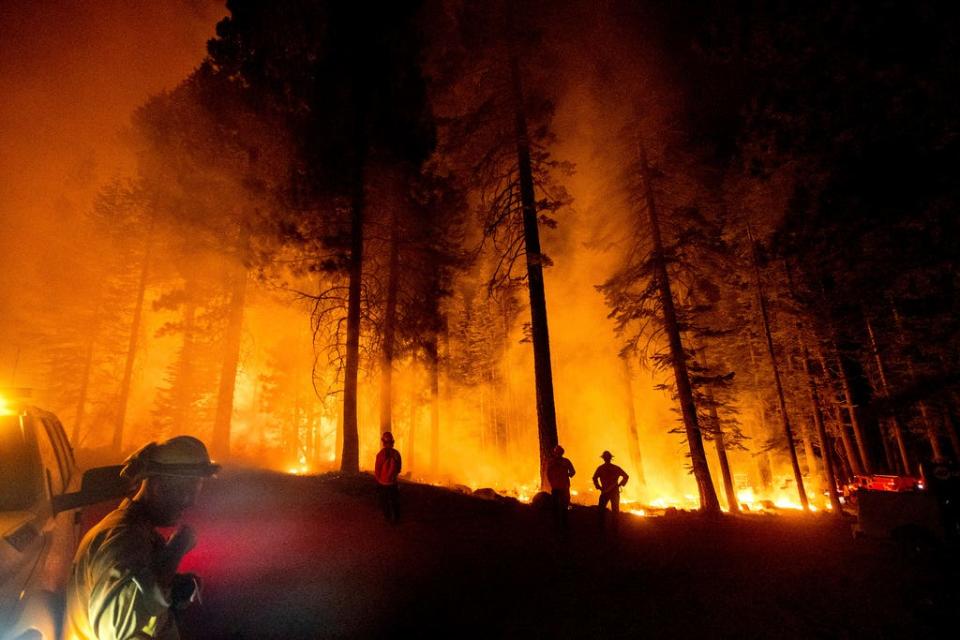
[{"left": 847, "top": 473, "right": 924, "bottom": 494}]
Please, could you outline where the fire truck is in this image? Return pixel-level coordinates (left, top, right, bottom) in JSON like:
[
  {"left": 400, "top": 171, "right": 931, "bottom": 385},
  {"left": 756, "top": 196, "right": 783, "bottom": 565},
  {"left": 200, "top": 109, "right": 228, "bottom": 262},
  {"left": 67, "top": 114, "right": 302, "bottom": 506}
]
[{"left": 851, "top": 465, "right": 960, "bottom": 550}]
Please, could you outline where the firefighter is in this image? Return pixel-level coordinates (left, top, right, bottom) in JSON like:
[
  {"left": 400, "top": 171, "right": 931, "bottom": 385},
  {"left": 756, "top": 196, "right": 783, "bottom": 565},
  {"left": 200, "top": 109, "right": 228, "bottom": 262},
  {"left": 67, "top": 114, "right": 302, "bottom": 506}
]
[
  {"left": 66, "top": 436, "right": 220, "bottom": 640},
  {"left": 546, "top": 445, "right": 576, "bottom": 528},
  {"left": 593, "top": 450, "right": 629, "bottom": 530},
  {"left": 375, "top": 431, "right": 402, "bottom": 523}
]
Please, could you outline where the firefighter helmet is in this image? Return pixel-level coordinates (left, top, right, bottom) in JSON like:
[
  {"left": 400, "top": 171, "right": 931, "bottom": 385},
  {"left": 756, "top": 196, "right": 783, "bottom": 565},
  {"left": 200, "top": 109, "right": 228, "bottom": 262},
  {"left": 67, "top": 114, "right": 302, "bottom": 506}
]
[{"left": 121, "top": 436, "right": 221, "bottom": 481}]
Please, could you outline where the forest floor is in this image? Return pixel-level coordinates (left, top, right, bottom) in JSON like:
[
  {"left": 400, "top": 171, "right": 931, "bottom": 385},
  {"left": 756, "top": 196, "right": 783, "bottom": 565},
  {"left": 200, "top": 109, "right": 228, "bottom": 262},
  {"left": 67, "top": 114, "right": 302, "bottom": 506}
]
[{"left": 175, "top": 470, "right": 959, "bottom": 639}]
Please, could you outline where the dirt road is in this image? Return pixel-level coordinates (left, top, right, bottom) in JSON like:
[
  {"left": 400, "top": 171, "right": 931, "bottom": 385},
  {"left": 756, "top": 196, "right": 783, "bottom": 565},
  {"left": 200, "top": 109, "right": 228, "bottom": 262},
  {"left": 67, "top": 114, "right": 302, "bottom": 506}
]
[{"left": 174, "top": 471, "right": 957, "bottom": 639}]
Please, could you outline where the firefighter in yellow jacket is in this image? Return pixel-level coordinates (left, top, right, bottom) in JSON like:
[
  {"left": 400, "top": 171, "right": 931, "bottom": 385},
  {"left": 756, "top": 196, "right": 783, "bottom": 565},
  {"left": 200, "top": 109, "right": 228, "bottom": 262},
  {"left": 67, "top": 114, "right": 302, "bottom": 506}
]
[{"left": 66, "top": 436, "right": 220, "bottom": 640}]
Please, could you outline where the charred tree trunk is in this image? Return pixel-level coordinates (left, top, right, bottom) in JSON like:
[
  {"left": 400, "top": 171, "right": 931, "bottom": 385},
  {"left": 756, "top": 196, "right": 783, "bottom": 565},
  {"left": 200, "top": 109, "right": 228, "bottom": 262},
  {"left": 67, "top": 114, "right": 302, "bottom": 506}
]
[
  {"left": 695, "top": 348, "right": 738, "bottom": 513},
  {"left": 801, "top": 339, "right": 842, "bottom": 514},
  {"left": 708, "top": 398, "right": 738, "bottom": 513},
  {"left": 341, "top": 160, "right": 365, "bottom": 475},
  {"left": 509, "top": 53, "right": 559, "bottom": 490},
  {"left": 832, "top": 345, "right": 873, "bottom": 474},
  {"left": 379, "top": 206, "right": 401, "bottom": 435},
  {"left": 788, "top": 346, "right": 820, "bottom": 483},
  {"left": 637, "top": 137, "right": 719, "bottom": 514},
  {"left": 836, "top": 404, "right": 864, "bottom": 477},
  {"left": 620, "top": 355, "right": 647, "bottom": 485},
  {"left": 747, "top": 225, "right": 808, "bottom": 510},
  {"left": 335, "top": 397, "right": 344, "bottom": 467},
  {"left": 212, "top": 253, "right": 248, "bottom": 460},
  {"left": 112, "top": 235, "right": 152, "bottom": 453},
  {"left": 817, "top": 346, "right": 864, "bottom": 476},
  {"left": 865, "top": 315, "right": 911, "bottom": 473}
]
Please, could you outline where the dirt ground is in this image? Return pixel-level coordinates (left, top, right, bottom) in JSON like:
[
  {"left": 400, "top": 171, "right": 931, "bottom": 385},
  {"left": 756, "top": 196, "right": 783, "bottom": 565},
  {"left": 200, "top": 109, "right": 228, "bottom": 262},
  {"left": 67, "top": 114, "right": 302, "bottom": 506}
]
[{"left": 175, "top": 470, "right": 959, "bottom": 639}]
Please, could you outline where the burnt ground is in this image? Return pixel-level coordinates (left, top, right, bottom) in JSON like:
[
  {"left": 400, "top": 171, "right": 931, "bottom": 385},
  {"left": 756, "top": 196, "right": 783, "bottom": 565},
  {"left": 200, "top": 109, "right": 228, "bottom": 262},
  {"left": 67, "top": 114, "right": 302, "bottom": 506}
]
[{"left": 175, "top": 470, "right": 959, "bottom": 639}]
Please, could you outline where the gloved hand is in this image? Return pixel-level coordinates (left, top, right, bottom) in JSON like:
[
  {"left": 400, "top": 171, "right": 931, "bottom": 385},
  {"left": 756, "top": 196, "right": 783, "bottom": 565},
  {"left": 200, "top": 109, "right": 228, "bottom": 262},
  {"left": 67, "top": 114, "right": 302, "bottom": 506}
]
[{"left": 170, "top": 572, "right": 202, "bottom": 610}]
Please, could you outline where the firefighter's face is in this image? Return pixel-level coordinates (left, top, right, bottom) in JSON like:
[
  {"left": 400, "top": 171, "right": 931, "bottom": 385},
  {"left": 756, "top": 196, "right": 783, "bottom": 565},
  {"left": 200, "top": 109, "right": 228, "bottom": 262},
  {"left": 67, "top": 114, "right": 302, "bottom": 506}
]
[{"left": 146, "top": 475, "right": 204, "bottom": 526}]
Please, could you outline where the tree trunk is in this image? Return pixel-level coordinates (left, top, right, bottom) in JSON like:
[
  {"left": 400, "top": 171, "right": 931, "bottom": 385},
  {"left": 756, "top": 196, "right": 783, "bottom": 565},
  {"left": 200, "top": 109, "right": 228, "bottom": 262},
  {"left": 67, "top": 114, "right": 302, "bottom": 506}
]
[
  {"left": 335, "top": 398, "right": 344, "bottom": 467},
  {"left": 747, "top": 340, "right": 773, "bottom": 492},
  {"left": 637, "top": 136, "right": 719, "bottom": 514},
  {"left": 695, "top": 348, "right": 738, "bottom": 513},
  {"left": 747, "top": 224, "right": 808, "bottom": 510},
  {"left": 407, "top": 376, "right": 417, "bottom": 473},
  {"left": 865, "top": 315, "right": 911, "bottom": 473},
  {"left": 509, "top": 53, "right": 559, "bottom": 490},
  {"left": 379, "top": 205, "right": 401, "bottom": 435},
  {"left": 112, "top": 236, "right": 152, "bottom": 453},
  {"left": 890, "top": 303, "right": 945, "bottom": 461},
  {"left": 817, "top": 345, "right": 863, "bottom": 476},
  {"left": 341, "top": 164, "right": 365, "bottom": 474},
  {"left": 620, "top": 355, "right": 647, "bottom": 485},
  {"left": 426, "top": 337, "right": 440, "bottom": 476},
  {"left": 879, "top": 421, "right": 898, "bottom": 474},
  {"left": 212, "top": 257, "right": 248, "bottom": 460},
  {"left": 801, "top": 338, "right": 842, "bottom": 514},
  {"left": 709, "top": 401, "right": 738, "bottom": 513},
  {"left": 832, "top": 345, "right": 873, "bottom": 474}
]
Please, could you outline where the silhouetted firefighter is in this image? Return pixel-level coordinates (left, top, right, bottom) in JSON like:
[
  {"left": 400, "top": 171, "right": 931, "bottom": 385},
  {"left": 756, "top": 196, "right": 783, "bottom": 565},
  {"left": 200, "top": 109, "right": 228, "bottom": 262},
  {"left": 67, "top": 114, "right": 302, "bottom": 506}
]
[
  {"left": 593, "top": 451, "right": 629, "bottom": 531},
  {"left": 546, "top": 445, "right": 576, "bottom": 528},
  {"left": 67, "top": 436, "right": 219, "bottom": 640},
  {"left": 375, "top": 431, "right": 402, "bottom": 524}
]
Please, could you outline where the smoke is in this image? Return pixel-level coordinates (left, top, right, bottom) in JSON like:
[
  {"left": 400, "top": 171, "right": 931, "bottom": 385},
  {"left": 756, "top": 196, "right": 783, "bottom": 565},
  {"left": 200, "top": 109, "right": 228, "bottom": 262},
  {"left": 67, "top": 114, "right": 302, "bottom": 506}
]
[
  {"left": 0, "top": 1, "right": 810, "bottom": 510},
  {"left": 0, "top": 0, "right": 226, "bottom": 386}
]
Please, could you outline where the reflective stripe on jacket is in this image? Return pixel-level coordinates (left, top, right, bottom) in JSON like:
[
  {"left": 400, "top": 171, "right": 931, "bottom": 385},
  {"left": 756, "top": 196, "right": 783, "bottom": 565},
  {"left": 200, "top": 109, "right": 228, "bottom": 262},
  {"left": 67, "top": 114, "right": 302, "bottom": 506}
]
[{"left": 66, "top": 500, "right": 177, "bottom": 640}]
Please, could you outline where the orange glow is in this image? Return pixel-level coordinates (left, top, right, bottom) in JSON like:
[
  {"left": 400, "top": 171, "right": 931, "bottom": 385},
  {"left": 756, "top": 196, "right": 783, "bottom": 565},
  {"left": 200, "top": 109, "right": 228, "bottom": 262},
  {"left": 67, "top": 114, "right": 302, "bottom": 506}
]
[{"left": 0, "top": 3, "right": 842, "bottom": 521}]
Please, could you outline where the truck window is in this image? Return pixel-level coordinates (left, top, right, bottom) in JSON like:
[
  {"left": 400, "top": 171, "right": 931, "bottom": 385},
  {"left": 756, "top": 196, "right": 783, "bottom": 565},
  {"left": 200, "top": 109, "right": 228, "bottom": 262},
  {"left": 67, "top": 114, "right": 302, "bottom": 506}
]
[
  {"left": 49, "top": 417, "right": 76, "bottom": 476},
  {"left": 41, "top": 416, "right": 73, "bottom": 487},
  {"left": 33, "top": 416, "right": 65, "bottom": 495},
  {"left": 0, "top": 415, "right": 43, "bottom": 510}
]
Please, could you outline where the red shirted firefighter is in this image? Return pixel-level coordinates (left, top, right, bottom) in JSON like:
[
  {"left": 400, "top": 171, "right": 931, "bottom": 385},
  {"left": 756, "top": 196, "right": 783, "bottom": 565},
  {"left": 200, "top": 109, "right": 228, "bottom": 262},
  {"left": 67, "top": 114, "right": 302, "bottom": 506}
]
[
  {"left": 375, "top": 431, "right": 402, "bottom": 523},
  {"left": 546, "top": 445, "right": 576, "bottom": 528}
]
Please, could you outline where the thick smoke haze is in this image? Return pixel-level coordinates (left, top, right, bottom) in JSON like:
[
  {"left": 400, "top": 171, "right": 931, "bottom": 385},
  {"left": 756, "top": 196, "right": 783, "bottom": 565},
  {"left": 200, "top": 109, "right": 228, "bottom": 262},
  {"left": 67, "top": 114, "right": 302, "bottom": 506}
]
[
  {"left": 0, "top": 0, "right": 225, "bottom": 382},
  {"left": 0, "top": 1, "right": 855, "bottom": 512}
]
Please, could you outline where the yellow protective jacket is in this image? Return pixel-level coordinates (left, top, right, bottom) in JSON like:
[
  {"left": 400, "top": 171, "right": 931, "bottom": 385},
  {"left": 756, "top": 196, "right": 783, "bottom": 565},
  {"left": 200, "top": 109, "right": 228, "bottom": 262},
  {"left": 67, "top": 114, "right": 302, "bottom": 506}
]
[{"left": 65, "top": 500, "right": 177, "bottom": 640}]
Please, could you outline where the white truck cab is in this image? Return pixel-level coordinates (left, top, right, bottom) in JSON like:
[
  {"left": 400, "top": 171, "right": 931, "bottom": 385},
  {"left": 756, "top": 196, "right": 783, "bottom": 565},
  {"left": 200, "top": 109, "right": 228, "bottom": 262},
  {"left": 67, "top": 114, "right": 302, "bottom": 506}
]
[{"left": 0, "top": 392, "right": 82, "bottom": 640}]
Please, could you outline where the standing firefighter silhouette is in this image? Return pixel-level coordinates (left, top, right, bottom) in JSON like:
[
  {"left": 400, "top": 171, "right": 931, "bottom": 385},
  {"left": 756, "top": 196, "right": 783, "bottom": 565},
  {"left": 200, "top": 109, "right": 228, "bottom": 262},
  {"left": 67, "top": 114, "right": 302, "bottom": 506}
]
[
  {"left": 375, "top": 431, "right": 402, "bottom": 523},
  {"left": 66, "top": 436, "right": 220, "bottom": 640},
  {"left": 546, "top": 445, "right": 576, "bottom": 528},
  {"left": 593, "top": 451, "right": 629, "bottom": 530}
]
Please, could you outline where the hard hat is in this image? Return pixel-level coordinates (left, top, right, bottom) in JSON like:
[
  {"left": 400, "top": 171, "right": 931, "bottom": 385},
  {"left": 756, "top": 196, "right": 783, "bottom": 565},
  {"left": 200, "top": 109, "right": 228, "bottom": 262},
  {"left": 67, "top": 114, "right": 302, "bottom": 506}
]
[
  {"left": 553, "top": 445, "right": 564, "bottom": 456},
  {"left": 381, "top": 431, "right": 395, "bottom": 443},
  {"left": 601, "top": 450, "right": 613, "bottom": 460},
  {"left": 121, "top": 436, "right": 221, "bottom": 481}
]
